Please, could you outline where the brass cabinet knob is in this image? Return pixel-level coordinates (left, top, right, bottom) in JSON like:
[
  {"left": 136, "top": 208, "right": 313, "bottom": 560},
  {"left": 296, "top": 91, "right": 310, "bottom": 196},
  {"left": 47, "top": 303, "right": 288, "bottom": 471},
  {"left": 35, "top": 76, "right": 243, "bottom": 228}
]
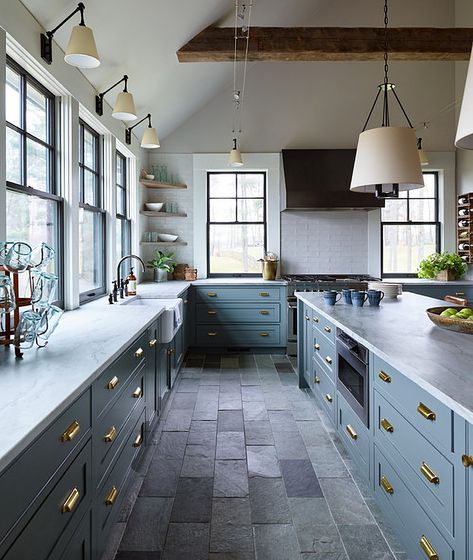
[
  {"left": 325, "top": 356, "right": 333, "bottom": 365},
  {"left": 314, "top": 376, "right": 320, "bottom": 384},
  {"left": 259, "top": 332, "right": 269, "bottom": 337},
  {"left": 207, "top": 332, "right": 217, "bottom": 337},
  {"left": 207, "top": 292, "right": 217, "bottom": 297},
  {"left": 107, "top": 376, "right": 119, "bottom": 390},
  {"left": 419, "top": 535, "right": 439, "bottom": 560},
  {"left": 378, "top": 371, "right": 391, "bottom": 383},
  {"left": 105, "top": 485, "right": 119, "bottom": 506},
  {"left": 61, "top": 420, "right": 81, "bottom": 442},
  {"left": 324, "top": 326, "right": 331, "bottom": 333},
  {"left": 462, "top": 454, "right": 473, "bottom": 468},
  {"left": 313, "top": 316, "right": 319, "bottom": 323},
  {"left": 134, "top": 347, "right": 144, "bottom": 359},
  {"left": 132, "top": 386, "right": 143, "bottom": 399},
  {"left": 325, "top": 393, "right": 333, "bottom": 403},
  {"left": 61, "top": 488, "right": 80, "bottom": 513},
  {"left": 420, "top": 462, "right": 440, "bottom": 484},
  {"left": 417, "top": 402, "right": 436, "bottom": 421},
  {"left": 381, "top": 476, "right": 394, "bottom": 495},
  {"left": 305, "top": 315, "right": 310, "bottom": 321},
  {"left": 259, "top": 310, "right": 269, "bottom": 315},
  {"left": 104, "top": 425, "right": 117, "bottom": 443},
  {"left": 133, "top": 433, "right": 143, "bottom": 448},
  {"left": 380, "top": 418, "right": 394, "bottom": 433},
  {"left": 346, "top": 424, "right": 358, "bottom": 440},
  {"left": 260, "top": 292, "right": 270, "bottom": 297},
  {"left": 149, "top": 339, "right": 157, "bottom": 347},
  {"left": 207, "top": 310, "right": 217, "bottom": 315},
  {"left": 314, "top": 344, "right": 320, "bottom": 351}
]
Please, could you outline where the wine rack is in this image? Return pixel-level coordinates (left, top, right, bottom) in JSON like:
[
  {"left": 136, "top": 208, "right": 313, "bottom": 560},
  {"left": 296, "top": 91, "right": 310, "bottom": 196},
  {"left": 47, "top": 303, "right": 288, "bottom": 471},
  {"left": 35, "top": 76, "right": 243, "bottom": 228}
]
[{"left": 457, "top": 192, "right": 473, "bottom": 264}]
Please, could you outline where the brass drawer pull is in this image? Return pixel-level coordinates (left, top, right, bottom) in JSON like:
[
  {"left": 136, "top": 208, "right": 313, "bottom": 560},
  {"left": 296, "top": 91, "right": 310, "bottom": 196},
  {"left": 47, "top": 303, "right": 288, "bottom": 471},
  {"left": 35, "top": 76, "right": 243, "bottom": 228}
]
[
  {"left": 314, "top": 344, "right": 320, "bottom": 351},
  {"left": 325, "top": 356, "right": 333, "bottom": 365},
  {"left": 107, "top": 376, "right": 119, "bottom": 390},
  {"left": 259, "top": 310, "right": 269, "bottom": 315},
  {"left": 207, "top": 310, "right": 217, "bottom": 315},
  {"left": 260, "top": 332, "right": 269, "bottom": 337},
  {"left": 417, "top": 402, "right": 436, "bottom": 421},
  {"left": 305, "top": 315, "right": 310, "bottom": 321},
  {"left": 313, "top": 316, "right": 319, "bottom": 323},
  {"left": 314, "top": 376, "right": 320, "bottom": 384},
  {"left": 207, "top": 332, "right": 217, "bottom": 337},
  {"left": 380, "top": 418, "right": 394, "bottom": 433},
  {"left": 132, "top": 386, "right": 143, "bottom": 399},
  {"left": 324, "top": 326, "right": 331, "bottom": 333},
  {"left": 134, "top": 347, "right": 144, "bottom": 359},
  {"left": 462, "top": 454, "right": 473, "bottom": 468},
  {"left": 381, "top": 476, "right": 394, "bottom": 495},
  {"left": 260, "top": 292, "right": 270, "bottom": 297},
  {"left": 133, "top": 433, "right": 143, "bottom": 448},
  {"left": 325, "top": 393, "right": 333, "bottom": 403},
  {"left": 61, "top": 488, "right": 80, "bottom": 513},
  {"left": 61, "top": 420, "right": 80, "bottom": 442},
  {"left": 149, "top": 339, "right": 157, "bottom": 347},
  {"left": 207, "top": 292, "right": 217, "bottom": 297},
  {"left": 420, "top": 535, "right": 439, "bottom": 560},
  {"left": 105, "top": 485, "right": 119, "bottom": 506},
  {"left": 104, "top": 425, "right": 117, "bottom": 443},
  {"left": 346, "top": 424, "right": 358, "bottom": 440},
  {"left": 420, "top": 462, "right": 440, "bottom": 484},
  {"left": 378, "top": 371, "right": 391, "bottom": 383}
]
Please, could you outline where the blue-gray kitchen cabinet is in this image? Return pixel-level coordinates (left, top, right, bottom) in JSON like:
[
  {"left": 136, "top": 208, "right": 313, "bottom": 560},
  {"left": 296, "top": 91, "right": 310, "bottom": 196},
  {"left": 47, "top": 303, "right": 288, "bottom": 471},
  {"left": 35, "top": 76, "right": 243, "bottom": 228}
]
[{"left": 402, "top": 283, "right": 473, "bottom": 302}]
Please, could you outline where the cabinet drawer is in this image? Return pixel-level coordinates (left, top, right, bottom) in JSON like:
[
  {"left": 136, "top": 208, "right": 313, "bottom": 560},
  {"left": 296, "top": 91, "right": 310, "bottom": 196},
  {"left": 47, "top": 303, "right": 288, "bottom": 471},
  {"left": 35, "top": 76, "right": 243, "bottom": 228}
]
[
  {"left": 195, "top": 324, "right": 281, "bottom": 346},
  {"left": 312, "top": 330, "right": 336, "bottom": 381},
  {"left": 311, "top": 311, "right": 335, "bottom": 343},
  {"left": 0, "top": 390, "right": 91, "bottom": 546},
  {"left": 374, "top": 445, "right": 453, "bottom": 560},
  {"left": 93, "top": 329, "right": 149, "bottom": 417},
  {"left": 3, "top": 440, "right": 92, "bottom": 560},
  {"left": 374, "top": 391, "right": 454, "bottom": 536},
  {"left": 94, "top": 409, "right": 145, "bottom": 559},
  {"left": 49, "top": 510, "right": 91, "bottom": 560},
  {"left": 373, "top": 354, "right": 453, "bottom": 453},
  {"left": 312, "top": 358, "right": 336, "bottom": 425},
  {"left": 94, "top": 366, "right": 145, "bottom": 487},
  {"left": 196, "top": 303, "right": 280, "bottom": 324},
  {"left": 195, "top": 286, "right": 281, "bottom": 303},
  {"left": 338, "top": 393, "right": 370, "bottom": 478}
]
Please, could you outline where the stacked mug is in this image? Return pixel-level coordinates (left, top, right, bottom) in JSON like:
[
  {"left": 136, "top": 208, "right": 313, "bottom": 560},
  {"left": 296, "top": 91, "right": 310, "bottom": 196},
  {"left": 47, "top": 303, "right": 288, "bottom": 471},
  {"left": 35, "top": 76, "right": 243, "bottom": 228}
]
[{"left": 324, "top": 288, "right": 385, "bottom": 307}]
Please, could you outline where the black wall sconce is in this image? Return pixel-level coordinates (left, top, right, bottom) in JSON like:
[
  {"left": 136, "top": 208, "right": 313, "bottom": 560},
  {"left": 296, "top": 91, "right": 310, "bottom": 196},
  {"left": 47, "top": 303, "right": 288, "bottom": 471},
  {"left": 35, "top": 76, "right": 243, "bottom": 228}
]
[
  {"left": 125, "top": 114, "right": 160, "bottom": 149},
  {"left": 96, "top": 75, "right": 136, "bottom": 121}
]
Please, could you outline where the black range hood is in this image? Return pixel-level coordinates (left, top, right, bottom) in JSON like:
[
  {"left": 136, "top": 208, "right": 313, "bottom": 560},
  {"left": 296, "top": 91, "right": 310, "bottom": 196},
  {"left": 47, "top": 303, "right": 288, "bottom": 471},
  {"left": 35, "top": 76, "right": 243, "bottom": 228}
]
[{"left": 282, "top": 149, "right": 384, "bottom": 210}]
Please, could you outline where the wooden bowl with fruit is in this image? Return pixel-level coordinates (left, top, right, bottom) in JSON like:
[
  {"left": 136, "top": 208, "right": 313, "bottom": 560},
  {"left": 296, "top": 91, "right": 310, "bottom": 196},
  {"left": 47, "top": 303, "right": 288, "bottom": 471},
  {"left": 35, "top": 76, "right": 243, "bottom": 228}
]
[{"left": 426, "top": 306, "right": 473, "bottom": 334}]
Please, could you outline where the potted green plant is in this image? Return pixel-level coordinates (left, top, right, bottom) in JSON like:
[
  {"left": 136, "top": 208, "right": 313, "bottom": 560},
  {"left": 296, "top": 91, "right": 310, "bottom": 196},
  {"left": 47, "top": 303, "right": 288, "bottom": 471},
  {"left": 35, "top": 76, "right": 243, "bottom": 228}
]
[
  {"left": 147, "top": 250, "right": 177, "bottom": 283},
  {"left": 417, "top": 252, "right": 468, "bottom": 281}
]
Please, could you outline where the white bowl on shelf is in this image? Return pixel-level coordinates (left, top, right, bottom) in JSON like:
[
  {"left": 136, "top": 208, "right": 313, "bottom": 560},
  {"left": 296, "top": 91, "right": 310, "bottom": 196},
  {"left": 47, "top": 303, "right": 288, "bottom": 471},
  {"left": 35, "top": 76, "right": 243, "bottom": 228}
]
[
  {"left": 145, "top": 174, "right": 155, "bottom": 180},
  {"left": 145, "top": 203, "right": 164, "bottom": 212},
  {"left": 158, "top": 233, "right": 178, "bottom": 242}
]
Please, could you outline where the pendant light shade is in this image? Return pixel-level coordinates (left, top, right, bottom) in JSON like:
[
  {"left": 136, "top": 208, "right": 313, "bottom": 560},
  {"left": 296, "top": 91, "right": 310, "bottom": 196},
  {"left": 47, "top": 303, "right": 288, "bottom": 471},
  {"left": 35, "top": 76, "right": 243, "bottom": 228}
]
[
  {"left": 455, "top": 46, "right": 473, "bottom": 149},
  {"left": 417, "top": 138, "right": 429, "bottom": 166},
  {"left": 64, "top": 25, "right": 100, "bottom": 68},
  {"left": 112, "top": 92, "right": 136, "bottom": 121},
  {"left": 351, "top": 127, "right": 424, "bottom": 194},
  {"left": 229, "top": 138, "right": 243, "bottom": 167},
  {"left": 141, "top": 127, "right": 160, "bottom": 149}
]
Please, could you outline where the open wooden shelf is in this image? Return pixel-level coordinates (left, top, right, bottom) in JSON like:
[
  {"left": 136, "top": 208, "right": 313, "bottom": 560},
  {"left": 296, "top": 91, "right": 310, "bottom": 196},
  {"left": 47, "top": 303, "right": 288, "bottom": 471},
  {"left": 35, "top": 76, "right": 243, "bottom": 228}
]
[
  {"left": 141, "top": 180, "right": 187, "bottom": 189},
  {"left": 140, "top": 210, "right": 187, "bottom": 218},
  {"left": 140, "top": 241, "right": 188, "bottom": 247}
]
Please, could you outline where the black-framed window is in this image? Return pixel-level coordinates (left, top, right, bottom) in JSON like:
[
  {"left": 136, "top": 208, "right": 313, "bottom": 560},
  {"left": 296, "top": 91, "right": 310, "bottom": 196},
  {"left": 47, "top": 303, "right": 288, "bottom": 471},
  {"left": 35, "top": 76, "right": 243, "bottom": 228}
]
[
  {"left": 116, "top": 151, "right": 131, "bottom": 268},
  {"left": 207, "top": 172, "right": 267, "bottom": 276},
  {"left": 381, "top": 172, "right": 440, "bottom": 277},
  {"left": 5, "top": 57, "right": 63, "bottom": 303},
  {"left": 78, "top": 119, "right": 105, "bottom": 301}
]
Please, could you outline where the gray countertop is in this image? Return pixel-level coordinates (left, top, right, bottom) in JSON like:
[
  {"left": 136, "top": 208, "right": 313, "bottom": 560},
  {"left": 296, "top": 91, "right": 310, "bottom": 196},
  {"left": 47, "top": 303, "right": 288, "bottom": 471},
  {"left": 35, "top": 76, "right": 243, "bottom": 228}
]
[
  {"left": 0, "top": 297, "right": 167, "bottom": 472},
  {"left": 296, "top": 291, "right": 473, "bottom": 423},
  {"left": 387, "top": 278, "right": 473, "bottom": 286}
]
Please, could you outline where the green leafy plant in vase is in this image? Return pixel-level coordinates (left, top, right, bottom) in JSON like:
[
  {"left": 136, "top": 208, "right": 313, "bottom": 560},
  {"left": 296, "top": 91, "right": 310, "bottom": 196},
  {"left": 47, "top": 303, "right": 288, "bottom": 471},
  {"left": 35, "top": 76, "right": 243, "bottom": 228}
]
[
  {"left": 147, "top": 250, "right": 177, "bottom": 282},
  {"left": 417, "top": 252, "right": 468, "bottom": 281}
]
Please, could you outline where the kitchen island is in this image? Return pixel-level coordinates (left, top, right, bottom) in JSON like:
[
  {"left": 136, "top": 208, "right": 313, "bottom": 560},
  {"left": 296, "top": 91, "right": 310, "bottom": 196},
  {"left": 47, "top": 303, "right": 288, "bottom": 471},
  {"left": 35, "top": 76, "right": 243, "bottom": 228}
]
[{"left": 296, "top": 290, "right": 473, "bottom": 560}]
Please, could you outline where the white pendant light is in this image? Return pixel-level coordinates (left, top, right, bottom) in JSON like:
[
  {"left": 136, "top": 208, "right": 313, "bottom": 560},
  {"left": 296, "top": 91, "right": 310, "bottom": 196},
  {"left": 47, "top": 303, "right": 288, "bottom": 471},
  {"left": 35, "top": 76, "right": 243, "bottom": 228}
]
[
  {"left": 417, "top": 138, "right": 429, "bottom": 166},
  {"left": 351, "top": 127, "right": 424, "bottom": 195},
  {"left": 229, "top": 138, "right": 243, "bottom": 167},
  {"left": 141, "top": 126, "right": 160, "bottom": 149},
  {"left": 455, "top": 45, "right": 473, "bottom": 149},
  {"left": 350, "top": 0, "right": 423, "bottom": 198}
]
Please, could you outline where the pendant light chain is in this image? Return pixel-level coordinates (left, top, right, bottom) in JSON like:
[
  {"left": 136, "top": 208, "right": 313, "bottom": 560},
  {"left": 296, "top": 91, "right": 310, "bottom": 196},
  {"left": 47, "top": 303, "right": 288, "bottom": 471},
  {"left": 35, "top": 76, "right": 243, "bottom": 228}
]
[{"left": 382, "top": 0, "right": 390, "bottom": 127}]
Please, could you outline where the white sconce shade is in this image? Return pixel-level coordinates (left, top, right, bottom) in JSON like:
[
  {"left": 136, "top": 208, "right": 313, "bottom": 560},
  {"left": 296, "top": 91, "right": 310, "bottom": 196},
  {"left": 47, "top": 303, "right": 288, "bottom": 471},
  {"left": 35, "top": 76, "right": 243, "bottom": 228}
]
[
  {"left": 229, "top": 148, "right": 243, "bottom": 167},
  {"left": 112, "top": 92, "right": 137, "bottom": 121},
  {"left": 141, "top": 127, "right": 160, "bottom": 149},
  {"left": 350, "top": 126, "right": 424, "bottom": 194},
  {"left": 64, "top": 25, "right": 100, "bottom": 68},
  {"left": 456, "top": 46, "right": 473, "bottom": 149}
]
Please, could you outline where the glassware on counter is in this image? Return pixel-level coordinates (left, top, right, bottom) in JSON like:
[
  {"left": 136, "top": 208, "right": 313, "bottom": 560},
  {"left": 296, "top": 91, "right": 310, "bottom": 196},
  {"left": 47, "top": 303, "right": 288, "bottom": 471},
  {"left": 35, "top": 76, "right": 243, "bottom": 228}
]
[
  {"left": 0, "top": 275, "right": 16, "bottom": 314},
  {"left": 37, "top": 304, "right": 64, "bottom": 346},
  {"left": 31, "top": 243, "right": 55, "bottom": 271},
  {"left": 31, "top": 271, "right": 58, "bottom": 305},
  {"left": 0, "top": 242, "right": 14, "bottom": 266},
  {"left": 3, "top": 242, "right": 32, "bottom": 272},
  {"left": 14, "top": 309, "right": 42, "bottom": 349}
]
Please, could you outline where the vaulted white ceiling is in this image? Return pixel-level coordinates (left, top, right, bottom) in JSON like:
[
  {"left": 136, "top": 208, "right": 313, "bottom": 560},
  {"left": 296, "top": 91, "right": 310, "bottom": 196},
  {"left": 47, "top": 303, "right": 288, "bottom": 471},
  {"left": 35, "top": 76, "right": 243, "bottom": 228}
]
[{"left": 19, "top": 0, "right": 460, "bottom": 150}]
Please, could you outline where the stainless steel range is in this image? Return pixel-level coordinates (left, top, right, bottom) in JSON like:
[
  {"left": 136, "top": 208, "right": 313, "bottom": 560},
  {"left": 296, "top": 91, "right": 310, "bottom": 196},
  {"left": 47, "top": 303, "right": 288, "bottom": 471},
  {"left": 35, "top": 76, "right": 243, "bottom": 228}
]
[{"left": 284, "top": 274, "right": 379, "bottom": 356}]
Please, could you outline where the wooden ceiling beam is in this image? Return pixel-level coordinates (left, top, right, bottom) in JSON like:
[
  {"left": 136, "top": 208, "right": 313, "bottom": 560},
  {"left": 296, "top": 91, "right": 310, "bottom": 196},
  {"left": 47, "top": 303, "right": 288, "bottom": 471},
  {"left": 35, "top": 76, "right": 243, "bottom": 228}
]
[{"left": 177, "top": 27, "right": 473, "bottom": 62}]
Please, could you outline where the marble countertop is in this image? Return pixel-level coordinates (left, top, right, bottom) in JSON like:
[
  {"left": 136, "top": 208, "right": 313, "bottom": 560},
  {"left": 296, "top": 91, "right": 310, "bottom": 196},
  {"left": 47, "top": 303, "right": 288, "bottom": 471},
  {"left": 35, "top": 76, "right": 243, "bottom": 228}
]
[
  {"left": 0, "top": 297, "right": 167, "bottom": 472},
  {"left": 296, "top": 291, "right": 473, "bottom": 423}
]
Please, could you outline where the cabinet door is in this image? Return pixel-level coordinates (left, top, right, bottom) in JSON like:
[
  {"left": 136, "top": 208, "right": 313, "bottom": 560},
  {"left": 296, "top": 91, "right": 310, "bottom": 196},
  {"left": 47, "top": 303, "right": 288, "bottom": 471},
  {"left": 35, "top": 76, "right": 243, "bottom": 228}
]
[
  {"left": 146, "top": 323, "right": 158, "bottom": 427},
  {"left": 157, "top": 343, "right": 170, "bottom": 410}
]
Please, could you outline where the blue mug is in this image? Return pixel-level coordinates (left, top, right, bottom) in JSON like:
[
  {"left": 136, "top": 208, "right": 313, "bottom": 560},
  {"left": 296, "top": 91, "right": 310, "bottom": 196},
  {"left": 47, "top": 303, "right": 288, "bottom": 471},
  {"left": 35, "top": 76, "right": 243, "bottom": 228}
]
[
  {"left": 368, "top": 289, "right": 385, "bottom": 306},
  {"left": 351, "top": 290, "right": 368, "bottom": 307},
  {"left": 323, "top": 290, "right": 342, "bottom": 306},
  {"left": 342, "top": 289, "right": 353, "bottom": 304}
]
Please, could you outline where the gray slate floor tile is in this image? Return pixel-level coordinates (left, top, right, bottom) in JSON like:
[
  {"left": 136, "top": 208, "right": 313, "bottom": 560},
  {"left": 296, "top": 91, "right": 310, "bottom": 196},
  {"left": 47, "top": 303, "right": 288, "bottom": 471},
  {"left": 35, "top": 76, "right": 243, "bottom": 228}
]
[
  {"left": 155, "top": 432, "right": 188, "bottom": 460},
  {"left": 176, "top": 378, "right": 200, "bottom": 392},
  {"left": 241, "top": 386, "right": 264, "bottom": 402},
  {"left": 187, "top": 420, "right": 217, "bottom": 445},
  {"left": 319, "top": 478, "right": 375, "bottom": 525},
  {"left": 210, "top": 498, "right": 253, "bottom": 553},
  {"left": 273, "top": 430, "right": 309, "bottom": 459},
  {"left": 119, "top": 497, "right": 172, "bottom": 551},
  {"left": 216, "top": 431, "right": 246, "bottom": 459},
  {"left": 116, "top": 553, "right": 162, "bottom": 559},
  {"left": 139, "top": 456, "right": 182, "bottom": 497},
  {"left": 163, "top": 523, "right": 210, "bottom": 560},
  {"left": 253, "top": 524, "right": 300, "bottom": 560},
  {"left": 218, "top": 410, "right": 244, "bottom": 432},
  {"left": 214, "top": 459, "right": 249, "bottom": 497},
  {"left": 244, "top": 421, "right": 274, "bottom": 446},
  {"left": 163, "top": 410, "right": 192, "bottom": 431},
  {"left": 246, "top": 445, "right": 280, "bottom": 477},
  {"left": 280, "top": 459, "right": 323, "bottom": 498},
  {"left": 242, "top": 401, "right": 268, "bottom": 421},
  {"left": 338, "top": 524, "right": 395, "bottom": 560},
  {"left": 248, "top": 477, "right": 291, "bottom": 523},
  {"left": 180, "top": 443, "right": 215, "bottom": 477},
  {"left": 170, "top": 477, "right": 213, "bottom": 522}
]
